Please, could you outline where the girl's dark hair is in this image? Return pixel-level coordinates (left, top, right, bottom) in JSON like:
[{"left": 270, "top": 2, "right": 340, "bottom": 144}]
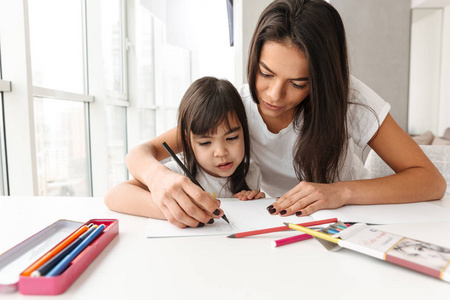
[
  {"left": 247, "top": 0, "right": 349, "bottom": 183},
  {"left": 178, "top": 76, "right": 251, "bottom": 193}
]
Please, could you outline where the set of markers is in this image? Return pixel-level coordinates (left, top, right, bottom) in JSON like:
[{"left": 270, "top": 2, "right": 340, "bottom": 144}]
[{"left": 0, "top": 219, "right": 119, "bottom": 295}]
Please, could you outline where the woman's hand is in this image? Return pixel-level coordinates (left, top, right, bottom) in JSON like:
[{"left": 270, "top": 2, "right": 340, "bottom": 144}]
[
  {"left": 234, "top": 190, "right": 266, "bottom": 200},
  {"left": 267, "top": 181, "right": 345, "bottom": 216},
  {"left": 147, "top": 164, "right": 224, "bottom": 228}
]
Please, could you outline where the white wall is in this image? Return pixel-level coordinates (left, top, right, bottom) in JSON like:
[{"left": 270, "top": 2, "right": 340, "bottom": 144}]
[
  {"left": 411, "top": 0, "right": 450, "bottom": 136},
  {"left": 142, "top": 0, "right": 235, "bottom": 85},
  {"left": 408, "top": 9, "right": 442, "bottom": 135},
  {"left": 332, "top": 0, "right": 411, "bottom": 131},
  {"left": 233, "top": 0, "right": 272, "bottom": 86},
  {"left": 440, "top": 5, "right": 450, "bottom": 135}
]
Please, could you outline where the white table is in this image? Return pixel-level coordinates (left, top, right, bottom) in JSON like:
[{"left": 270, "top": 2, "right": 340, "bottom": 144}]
[{"left": 1, "top": 196, "right": 450, "bottom": 300}]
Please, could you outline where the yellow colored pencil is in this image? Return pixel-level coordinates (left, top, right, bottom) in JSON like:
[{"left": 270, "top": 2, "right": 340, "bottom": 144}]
[{"left": 283, "top": 222, "right": 340, "bottom": 244}]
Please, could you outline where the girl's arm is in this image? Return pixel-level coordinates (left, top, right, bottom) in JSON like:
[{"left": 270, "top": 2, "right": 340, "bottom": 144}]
[
  {"left": 271, "top": 113, "right": 447, "bottom": 216},
  {"left": 104, "top": 127, "right": 224, "bottom": 228}
]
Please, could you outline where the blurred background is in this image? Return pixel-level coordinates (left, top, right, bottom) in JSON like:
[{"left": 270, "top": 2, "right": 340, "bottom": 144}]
[{"left": 0, "top": 0, "right": 448, "bottom": 197}]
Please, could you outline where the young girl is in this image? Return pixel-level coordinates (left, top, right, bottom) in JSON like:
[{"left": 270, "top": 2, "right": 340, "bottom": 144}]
[
  {"left": 110, "top": 0, "right": 445, "bottom": 228},
  {"left": 104, "top": 77, "right": 264, "bottom": 227}
]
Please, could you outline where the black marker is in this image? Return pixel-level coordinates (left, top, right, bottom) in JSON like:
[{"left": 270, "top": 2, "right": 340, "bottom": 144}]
[{"left": 162, "top": 142, "right": 230, "bottom": 223}]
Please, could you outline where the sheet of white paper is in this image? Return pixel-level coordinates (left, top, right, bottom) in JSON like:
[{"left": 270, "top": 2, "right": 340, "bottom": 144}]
[
  {"left": 146, "top": 198, "right": 314, "bottom": 238},
  {"left": 311, "top": 202, "right": 450, "bottom": 224}
]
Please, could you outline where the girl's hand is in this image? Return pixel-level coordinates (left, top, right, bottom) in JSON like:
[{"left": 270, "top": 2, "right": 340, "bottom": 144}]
[
  {"left": 233, "top": 190, "right": 266, "bottom": 200},
  {"left": 267, "top": 181, "right": 345, "bottom": 216},
  {"left": 147, "top": 165, "right": 224, "bottom": 228}
]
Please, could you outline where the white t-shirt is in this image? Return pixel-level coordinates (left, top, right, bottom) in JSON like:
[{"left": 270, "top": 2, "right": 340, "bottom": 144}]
[
  {"left": 164, "top": 160, "right": 262, "bottom": 198},
  {"left": 240, "top": 76, "right": 391, "bottom": 198}
]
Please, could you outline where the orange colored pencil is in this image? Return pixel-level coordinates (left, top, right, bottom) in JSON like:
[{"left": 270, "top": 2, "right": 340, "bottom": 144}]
[
  {"left": 227, "top": 218, "right": 338, "bottom": 238},
  {"left": 21, "top": 225, "right": 89, "bottom": 276}
]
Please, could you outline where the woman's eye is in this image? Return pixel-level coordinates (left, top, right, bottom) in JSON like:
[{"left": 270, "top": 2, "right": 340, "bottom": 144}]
[
  {"left": 291, "top": 82, "right": 307, "bottom": 90},
  {"left": 258, "top": 70, "right": 272, "bottom": 78}
]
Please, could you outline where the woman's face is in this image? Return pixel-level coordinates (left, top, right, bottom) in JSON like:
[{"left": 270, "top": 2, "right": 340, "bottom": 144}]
[{"left": 255, "top": 41, "right": 310, "bottom": 124}]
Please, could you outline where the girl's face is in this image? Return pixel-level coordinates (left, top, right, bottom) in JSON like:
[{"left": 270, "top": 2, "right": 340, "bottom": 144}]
[
  {"left": 190, "top": 114, "right": 245, "bottom": 178},
  {"left": 255, "top": 41, "right": 310, "bottom": 124}
]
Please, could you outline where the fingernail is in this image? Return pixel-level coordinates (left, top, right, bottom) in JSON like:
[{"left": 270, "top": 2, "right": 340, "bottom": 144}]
[
  {"left": 269, "top": 208, "right": 276, "bottom": 214},
  {"left": 276, "top": 197, "right": 280, "bottom": 200},
  {"left": 197, "top": 222, "right": 205, "bottom": 227},
  {"left": 266, "top": 205, "right": 273, "bottom": 211},
  {"left": 280, "top": 210, "right": 287, "bottom": 215},
  {"left": 208, "top": 219, "right": 214, "bottom": 224},
  {"left": 295, "top": 211, "right": 303, "bottom": 216},
  {"left": 213, "top": 209, "right": 221, "bottom": 216}
]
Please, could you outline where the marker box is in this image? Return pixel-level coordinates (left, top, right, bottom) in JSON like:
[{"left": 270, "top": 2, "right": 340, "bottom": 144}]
[{"left": 0, "top": 218, "right": 119, "bottom": 295}]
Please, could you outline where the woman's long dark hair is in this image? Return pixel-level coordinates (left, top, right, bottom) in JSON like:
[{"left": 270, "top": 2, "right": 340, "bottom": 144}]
[
  {"left": 178, "top": 76, "right": 251, "bottom": 193},
  {"left": 247, "top": 0, "right": 349, "bottom": 183}
]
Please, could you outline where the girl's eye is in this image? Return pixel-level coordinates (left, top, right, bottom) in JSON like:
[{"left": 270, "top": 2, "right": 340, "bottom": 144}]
[
  {"left": 258, "top": 70, "right": 272, "bottom": 78},
  {"left": 198, "top": 141, "right": 211, "bottom": 146},
  {"left": 227, "top": 135, "right": 239, "bottom": 141},
  {"left": 291, "top": 82, "right": 307, "bottom": 90}
]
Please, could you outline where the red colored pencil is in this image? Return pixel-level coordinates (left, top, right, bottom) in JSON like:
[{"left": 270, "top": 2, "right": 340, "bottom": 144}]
[
  {"left": 227, "top": 218, "right": 338, "bottom": 238},
  {"left": 272, "top": 233, "right": 313, "bottom": 247}
]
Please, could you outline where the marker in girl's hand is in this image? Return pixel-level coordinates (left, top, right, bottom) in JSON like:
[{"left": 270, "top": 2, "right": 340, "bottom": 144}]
[{"left": 162, "top": 142, "right": 230, "bottom": 223}]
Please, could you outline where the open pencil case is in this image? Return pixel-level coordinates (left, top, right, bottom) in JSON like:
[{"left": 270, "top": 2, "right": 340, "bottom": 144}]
[{"left": 0, "top": 218, "right": 119, "bottom": 295}]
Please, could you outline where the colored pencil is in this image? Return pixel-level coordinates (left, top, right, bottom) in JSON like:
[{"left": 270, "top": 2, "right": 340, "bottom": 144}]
[
  {"left": 31, "top": 225, "right": 97, "bottom": 277},
  {"left": 21, "top": 224, "right": 90, "bottom": 276},
  {"left": 272, "top": 233, "right": 313, "bottom": 247},
  {"left": 162, "top": 141, "right": 230, "bottom": 224},
  {"left": 227, "top": 218, "right": 338, "bottom": 238},
  {"left": 284, "top": 222, "right": 340, "bottom": 244},
  {"left": 46, "top": 224, "right": 105, "bottom": 277}
]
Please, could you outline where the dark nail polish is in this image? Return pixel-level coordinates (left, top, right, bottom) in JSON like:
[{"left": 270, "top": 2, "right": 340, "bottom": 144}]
[
  {"left": 208, "top": 219, "right": 214, "bottom": 224},
  {"left": 269, "top": 208, "right": 276, "bottom": 214},
  {"left": 266, "top": 205, "right": 273, "bottom": 211},
  {"left": 276, "top": 197, "right": 280, "bottom": 200},
  {"left": 213, "top": 209, "right": 221, "bottom": 216},
  {"left": 295, "top": 211, "right": 303, "bottom": 216},
  {"left": 197, "top": 222, "right": 205, "bottom": 227},
  {"left": 280, "top": 210, "right": 287, "bottom": 215}
]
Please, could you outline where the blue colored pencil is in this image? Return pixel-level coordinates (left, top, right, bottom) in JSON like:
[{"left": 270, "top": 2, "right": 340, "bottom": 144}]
[{"left": 46, "top": 224, "right": 105, "bottom": 277}]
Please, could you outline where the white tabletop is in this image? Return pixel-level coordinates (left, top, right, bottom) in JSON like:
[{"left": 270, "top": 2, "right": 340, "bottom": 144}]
[{"left": 1, "top": 196, "right": 450, "bottom": 300}]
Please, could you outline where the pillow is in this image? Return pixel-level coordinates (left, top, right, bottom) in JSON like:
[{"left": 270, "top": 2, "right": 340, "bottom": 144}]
[
  {"left": 431, "top": 136, "right": 450, "bottom": 146},
  {"left": 412, "top": 131, "right": 434, "bottom": 145},
  {"left": 443, "top": 128, "right": 450, "bottom": 140}
]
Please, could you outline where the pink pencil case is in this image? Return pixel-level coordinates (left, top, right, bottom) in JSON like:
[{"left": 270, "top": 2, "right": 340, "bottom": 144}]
[{"left": 0, "top": 218, "right": 118, "bottom": 295}]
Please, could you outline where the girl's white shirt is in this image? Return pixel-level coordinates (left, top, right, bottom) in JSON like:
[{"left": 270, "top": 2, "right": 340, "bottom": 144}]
[
  {"left": 164, "top": 160, "right": 262, "bottom": 198},
  {"left": 240, "top": 75, "right": 391, "bottom": 198}
]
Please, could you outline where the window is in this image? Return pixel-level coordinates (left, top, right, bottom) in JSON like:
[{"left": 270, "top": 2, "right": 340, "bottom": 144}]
[
  {"left": 101, "top": 0, "right": 128, "bottom": 187},
  {"left": 0, "top": 78, "right": 10, "bottom": 195},
  {"left": 0, "top": 0, "right": 234, "bottom": 197},
  {"left": 28, "top": 0, "right": 92, "bottom": 196},
  {"left": 34, "top": 97, "right": 90, "bottom": 196}
]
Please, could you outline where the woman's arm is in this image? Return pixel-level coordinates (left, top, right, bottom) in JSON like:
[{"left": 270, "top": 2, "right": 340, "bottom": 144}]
[
  {"left": 104, "top": 127, "right": 224, "bottom": 228},
  {"left": 271, "top": 114, "right": 446, "bottom": 216}
]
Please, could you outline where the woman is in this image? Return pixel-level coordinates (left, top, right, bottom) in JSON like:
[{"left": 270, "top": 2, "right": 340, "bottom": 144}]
[{"left": 104, "top": 0, "right": 446, "bottom": 228}]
